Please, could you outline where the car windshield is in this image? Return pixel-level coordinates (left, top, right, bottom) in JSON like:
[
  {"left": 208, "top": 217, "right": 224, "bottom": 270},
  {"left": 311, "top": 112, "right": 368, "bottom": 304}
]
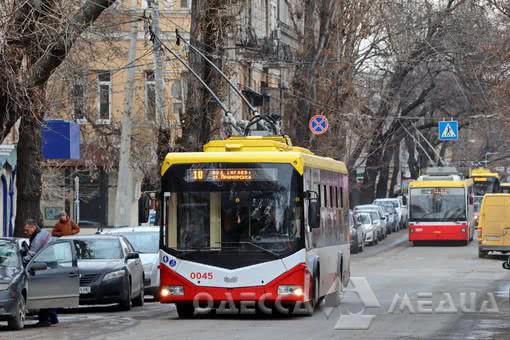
[
  {"left": 356, "top": 214, "right": 371, "bottom": 224},
  {"left": 0, "top": 241, "right": 19, "bottom": 268},
  {"left": 73, "top": 239, "right": 123, "bottom": 260},
  {"left": 118, "top": 232, "right": 159, "bottom": 253},
  {"left": 410, "top": 187, "right": 466, "bottom": 222}
]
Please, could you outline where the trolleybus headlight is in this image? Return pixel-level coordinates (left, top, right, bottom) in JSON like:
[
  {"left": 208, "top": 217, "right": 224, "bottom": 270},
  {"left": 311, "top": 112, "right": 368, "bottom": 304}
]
[
  {"left": 461, "top": 228, "right": 466, "bottom": 233},
  {"left": 161, "top": 285, "right": 184, "bottom": 297},
  {"left": 278, "top": 285, "right": 304, "bottom": 297}
]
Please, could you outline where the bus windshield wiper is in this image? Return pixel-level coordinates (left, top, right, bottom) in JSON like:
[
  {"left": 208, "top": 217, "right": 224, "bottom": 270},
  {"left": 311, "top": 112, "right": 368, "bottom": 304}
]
[{"left": 217, "top": 242, "right": 280, "bottom": 258}]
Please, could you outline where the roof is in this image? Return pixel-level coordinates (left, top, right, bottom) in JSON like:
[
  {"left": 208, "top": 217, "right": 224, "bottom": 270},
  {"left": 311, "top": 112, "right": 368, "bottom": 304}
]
[
  {"left": 103, "top": 226, "right": 159, "bottom": 233},
  {"left": 161, "top": 136, "right": 347, "bottom": 175},
  {"left": 409, "top": 180, "right": 472, "bottom": 188},
  {"left": 470, "top": 167, "right": 500, "bottom": 178},
  {"left": 62, "top": 235, "right": 122, "bottom": 240}
]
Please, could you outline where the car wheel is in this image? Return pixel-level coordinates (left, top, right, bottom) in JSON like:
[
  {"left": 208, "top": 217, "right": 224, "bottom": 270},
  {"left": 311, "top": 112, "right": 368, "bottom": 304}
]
[
  {"left": 478, "top": 249, "right": 488, "bottom": 258},
  {"left": 153, "top": 291, "right": 160, "bottom": 301},
  {"left": 175, "top": 303, "right": 195, "bottom": 318},
  {"left": 8, "top": 295, "right": 25, "bottom": 330},
  {"left": 133, "top": 287, "right": 145, "bottom": 307},
  {"left": 374, "top": 235, "right": 379, "bottom": 245},
  {"left": 359, "top": 238, "right": 364, "bottom": 252},
  {"left": 351, "top": 240, "right": 359, "bottom": 254},
  {"left": 119, "top": 281, "right": 132, "bottom": 311}
]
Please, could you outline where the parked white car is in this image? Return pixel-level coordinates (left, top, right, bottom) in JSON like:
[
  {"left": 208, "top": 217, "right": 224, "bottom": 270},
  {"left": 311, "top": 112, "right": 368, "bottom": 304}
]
[
  {"left": 104, "top": 226, "right": 160, "bottom": 299},
  {"left": 355, "top": 212, "right": 380, "bottom": 245}
]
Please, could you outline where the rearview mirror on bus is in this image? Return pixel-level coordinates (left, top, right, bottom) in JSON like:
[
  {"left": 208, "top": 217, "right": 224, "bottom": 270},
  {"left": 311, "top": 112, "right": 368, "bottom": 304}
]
[
  {"left": 305, "top": 191, "right": 321, "bottom": 229},
  {"left": 503, "top": 260, "right": 510, "bottom": 270},
  {"left": 308, "top": 201, "right": 320, "bottom": 229}
]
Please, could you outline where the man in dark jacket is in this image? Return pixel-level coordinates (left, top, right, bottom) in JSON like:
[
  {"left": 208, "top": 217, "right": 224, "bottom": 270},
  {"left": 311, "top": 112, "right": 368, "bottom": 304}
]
[{"left": 23, "top": 219, "right": 59, "bottom": 327}]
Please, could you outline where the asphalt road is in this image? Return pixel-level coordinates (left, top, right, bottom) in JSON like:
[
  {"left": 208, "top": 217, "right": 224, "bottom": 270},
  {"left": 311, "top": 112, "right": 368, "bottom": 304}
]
[{"left": 3, "top": 230, "right": 510, "bottom": 340}]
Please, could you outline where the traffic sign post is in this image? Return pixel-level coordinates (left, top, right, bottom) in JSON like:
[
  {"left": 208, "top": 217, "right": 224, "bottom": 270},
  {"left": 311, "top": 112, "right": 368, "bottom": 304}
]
[
  {"left": 438, "top": 121, "right": 459, "bottom": 141},
  {"left": 309, "top": 114, "right": 329, "bottom": 135}
]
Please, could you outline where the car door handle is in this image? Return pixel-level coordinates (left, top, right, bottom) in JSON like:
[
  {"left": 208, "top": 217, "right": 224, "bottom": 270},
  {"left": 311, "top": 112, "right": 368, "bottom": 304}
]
[{"left": 68, "top": 273, "right": 79, "bottom": 278}]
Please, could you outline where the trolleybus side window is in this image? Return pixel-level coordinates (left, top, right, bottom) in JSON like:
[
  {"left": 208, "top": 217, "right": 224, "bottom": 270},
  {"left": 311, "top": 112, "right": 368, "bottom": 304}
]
[
  {"left": 330, "top": 186, "right": 334, "bottom": 208},
  {"left": 340, "top": 187, "right": 344, "bottom": 209},
  {"left": 323, "top": 185, "right": 328, "bottom": 207}
]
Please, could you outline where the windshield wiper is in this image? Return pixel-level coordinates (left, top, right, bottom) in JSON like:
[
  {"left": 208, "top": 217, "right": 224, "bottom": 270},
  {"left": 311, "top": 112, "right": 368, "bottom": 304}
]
[{"left": 217, "top": 242, "right": 280, "bottom": 258}]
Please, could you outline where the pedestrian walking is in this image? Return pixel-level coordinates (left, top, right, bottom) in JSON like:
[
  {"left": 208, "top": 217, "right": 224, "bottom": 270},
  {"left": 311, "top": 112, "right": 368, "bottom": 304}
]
[
  {"left": 23, "top": 219, "right": 59, "bottom": 327},
  {"left": 51, "top": 211, "right": 80, "bottom": 237}
]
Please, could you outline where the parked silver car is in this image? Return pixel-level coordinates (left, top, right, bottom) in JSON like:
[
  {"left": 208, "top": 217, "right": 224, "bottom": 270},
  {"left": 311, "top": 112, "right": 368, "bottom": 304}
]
[
  {"left": 373, "top": 200, "right": 399, "bottom": 232},
  {"left": 104, "top": 226, "right": 160, "bottom": 299},
  {"left": 354, "top": 204, "right": 388, "bottom": 238},
  {"left": 0, "top": 237, "right": 80, "bottom": 330},
  {"left": 349, "top": 210, "right": 365, "bottom": 253},
  {"left": 375, "top": 198, "right": 406, "bottom": 229}
]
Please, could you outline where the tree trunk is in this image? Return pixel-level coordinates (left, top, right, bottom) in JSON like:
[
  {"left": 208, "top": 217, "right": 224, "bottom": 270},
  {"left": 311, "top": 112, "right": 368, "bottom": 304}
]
[
  {"left": 179, "top": 0, "right": 232, "bottom": 151},
  {"left": 389, "top": 144, "right": 401, "bottom": 197},
  {"left": 406, "top": 136, "right": 420, "bottom": 179},
  {"left": 15, "top": 111, "right": 43, "bottom": 235},
  {"left": 375, "top": 143, "right": 395, "bottom": 198}
]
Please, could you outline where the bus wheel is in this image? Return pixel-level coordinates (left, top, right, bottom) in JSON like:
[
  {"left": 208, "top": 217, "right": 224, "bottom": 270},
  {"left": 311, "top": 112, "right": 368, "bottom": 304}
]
[
  {"left": 478, "top": 249, "right": 488, "bottom": 258},
  {"left": 175, "top": 303, "right": 195, "bottom": 318}
]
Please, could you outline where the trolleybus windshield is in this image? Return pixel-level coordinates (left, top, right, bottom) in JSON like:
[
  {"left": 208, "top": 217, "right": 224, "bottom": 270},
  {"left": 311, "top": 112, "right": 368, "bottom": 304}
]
[
  {"left": 162, "top": 163, "right": 303, "bottom": 261},
  {"left": 410, "top": 187, "right": 466, "bottom": 222},
  {"left": 473, "top": 177, "right": 498, "bottom": 196}
]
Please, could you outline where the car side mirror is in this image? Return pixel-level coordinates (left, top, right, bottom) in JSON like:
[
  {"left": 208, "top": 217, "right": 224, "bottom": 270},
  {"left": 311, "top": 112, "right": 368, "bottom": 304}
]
[
  {"left": 29, "top": 262, "right": 48, "bottom": 273},
  {"left": 381, "top": 216, "right": 386, "bottom": 220},
  {"left": 126, "top": 252, "right": 140, "bottom": 260},
  {"left": 503, "top": 261, "right": 510, "bottom": 270}
]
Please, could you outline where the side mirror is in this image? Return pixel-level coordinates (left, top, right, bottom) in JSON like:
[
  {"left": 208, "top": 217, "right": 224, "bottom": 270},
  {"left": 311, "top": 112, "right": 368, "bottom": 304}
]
[
  {"left": 503, "top": 261, "right": 510, "bottom": 270},
  {"left": 308, "top": 200, "right": 321, "bottom": 229},
  {"left": 29, "top": 262, "right": 48, "bottom": 273},
  {"left": 126, "top": 252, "right": 140, "bottom": 260}
]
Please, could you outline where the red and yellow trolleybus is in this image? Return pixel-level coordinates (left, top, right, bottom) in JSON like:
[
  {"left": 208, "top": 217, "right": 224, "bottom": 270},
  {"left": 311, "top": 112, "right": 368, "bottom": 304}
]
[{"left": 408, "top": 178, "right": 474, "bottom": 245}]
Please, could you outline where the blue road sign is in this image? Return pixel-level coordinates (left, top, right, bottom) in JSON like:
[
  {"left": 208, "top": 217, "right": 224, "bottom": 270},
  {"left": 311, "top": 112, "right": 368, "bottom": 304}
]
[
  {"left": 438, "top": 121, "right": 459, "bottom": 141},
  {"left": 309, "top": 115, "right": 329, "bottom": 135}
]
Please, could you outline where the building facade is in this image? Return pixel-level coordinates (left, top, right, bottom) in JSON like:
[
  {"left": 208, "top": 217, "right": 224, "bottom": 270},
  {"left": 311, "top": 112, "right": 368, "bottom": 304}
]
[{"left": 42, "top": 0, "right": 302, "bottom": 228}]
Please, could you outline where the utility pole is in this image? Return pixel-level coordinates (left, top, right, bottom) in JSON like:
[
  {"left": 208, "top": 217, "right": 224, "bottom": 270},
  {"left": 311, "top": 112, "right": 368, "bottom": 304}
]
[
  {"left": 149, "top": 0, "right": 169, "bottom": 140},
  {"left": 114, "top": 0, "right": 139, "bottom": 227}
]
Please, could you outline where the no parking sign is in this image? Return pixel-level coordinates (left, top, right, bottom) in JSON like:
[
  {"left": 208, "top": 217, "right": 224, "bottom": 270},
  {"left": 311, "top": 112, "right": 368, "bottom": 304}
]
[{"left": 309, "top": 115, "right": 329, "bottom": 135}]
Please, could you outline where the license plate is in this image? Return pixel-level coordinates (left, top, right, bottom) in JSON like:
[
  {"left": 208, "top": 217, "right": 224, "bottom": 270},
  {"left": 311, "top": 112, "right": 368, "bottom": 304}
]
[{"left": 79, "top": 286, "right": 91, "bottom": 294}]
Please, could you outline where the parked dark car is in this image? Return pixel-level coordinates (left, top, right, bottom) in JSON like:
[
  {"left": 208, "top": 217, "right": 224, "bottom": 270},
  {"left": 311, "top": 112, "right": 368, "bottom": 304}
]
[
  {"left": 63, "top": 235, "right": 145, "bottom": 310},
  {"left": 0, "top": 238, "right": 80, "bottom": 330},
  {"left": 349, "top": 210, "right": 365, "bottom": 254}
]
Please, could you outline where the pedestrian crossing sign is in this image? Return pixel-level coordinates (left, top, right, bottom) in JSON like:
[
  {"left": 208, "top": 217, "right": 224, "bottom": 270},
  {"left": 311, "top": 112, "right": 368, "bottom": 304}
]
[{"left": 438, "top": 121, "right": 459, "bottom": 141}]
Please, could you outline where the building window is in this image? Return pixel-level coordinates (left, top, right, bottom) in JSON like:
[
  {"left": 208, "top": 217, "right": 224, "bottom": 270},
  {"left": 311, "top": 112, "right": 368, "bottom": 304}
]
[
  {"left": 72, "top": 82, "right": 85, "bottom": 123},
  {"left": 145, "top": 71, "right": 156, "bottom": 120},
  {"left": 97, "top": 71, "right": 111, "bottom": 123},
  {"left": 181, "top": 0, "right": 190, "bottom": 8},
  {"left": 171, "top": 79, "right": 185, "bottom": 116}
]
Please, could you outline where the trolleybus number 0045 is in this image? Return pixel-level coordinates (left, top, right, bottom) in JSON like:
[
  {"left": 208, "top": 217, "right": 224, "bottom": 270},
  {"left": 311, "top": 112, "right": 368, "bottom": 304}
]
[{"left": 190, "top": 272, "right": 214, "bottom": 280}]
